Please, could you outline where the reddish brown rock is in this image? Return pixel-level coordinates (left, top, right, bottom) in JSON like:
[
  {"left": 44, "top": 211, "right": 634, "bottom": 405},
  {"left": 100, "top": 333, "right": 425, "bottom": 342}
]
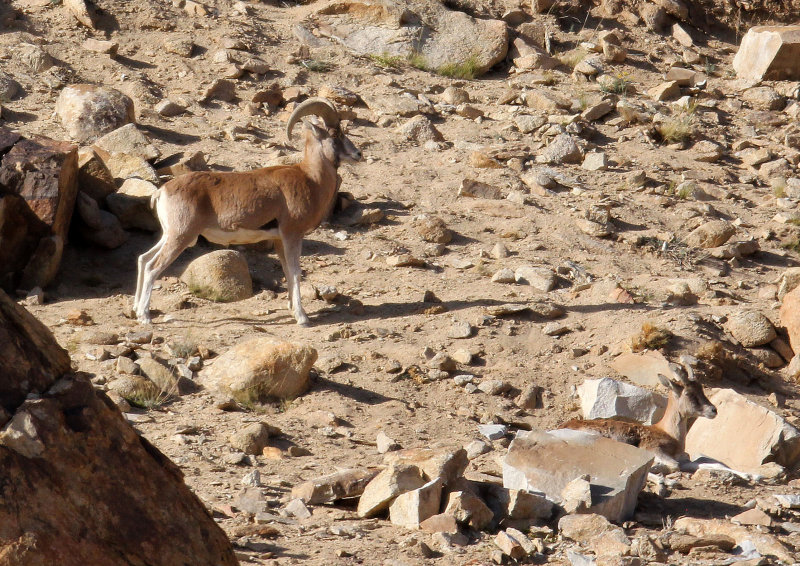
[
  {"left": 0, "top": 130, "right": 78, "bottom": 290},
  {"left": 0, "top": 289, "right": 238, "bottom": 565}
]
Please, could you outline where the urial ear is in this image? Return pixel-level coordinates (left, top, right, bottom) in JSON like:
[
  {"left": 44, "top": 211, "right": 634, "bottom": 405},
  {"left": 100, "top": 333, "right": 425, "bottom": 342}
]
[{"left": 657, "top": 373, "right": 683, "bottom": 396}]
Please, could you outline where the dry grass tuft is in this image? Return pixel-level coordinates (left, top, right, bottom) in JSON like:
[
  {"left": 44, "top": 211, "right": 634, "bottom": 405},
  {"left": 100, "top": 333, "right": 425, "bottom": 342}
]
[{"left": 630, "top": 322, "right": 672, "bottom": 352}]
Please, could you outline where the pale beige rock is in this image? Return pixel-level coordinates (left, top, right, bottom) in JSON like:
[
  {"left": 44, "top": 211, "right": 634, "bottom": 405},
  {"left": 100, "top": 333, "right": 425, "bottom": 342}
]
[
  {"left": 685, "top": 388, "right": 800, "bottom": 472},
  {"left": 55, "top": 85, "right": 135, "bottom": 143},
  {"left": 674, "top": 517, "right": 794, "bottom": 563},
  {"left": 561, "top": 476, "right": 592, "bottom": 513},
  {"left": 672, "top": 23, "right": 693, "bottom": 47},
  {"left": 609, "top": 350, "right": 671, "bottom": 388},
  {"left": 106, "top": 178, "right": 159, "bottom": 232},
  {"left": 229, "top": 422, "right": 271, "bottom": 455},
  {"left": 444, "top": 490, "right": 494, "bottom": 530},
  {"left": 292, "top": 469, "right": 379, "bottom": 504},
  {"left": 648, "top": 81, "right": 680, "bottom": 101},
  {"left": 494, "top": 530, "right": 526, "bottom": 560},
  {"left": 202, "top": 338, "right": 318, "bottom": 401},
  {"left": 357, "top": 464, "right": 427, "bottom": 518},
  {"left": 539, "top": 134, "right": 583, "bottom": 164},
  {"left": 389, "top": 478, "right": 442, "bottom": 529},
  {"left": 419, "top": 513, "right": 459, "bottom": 534},
  {"left": 685, "top": 220, "right": 735, "bottom": 248},
  {"left": 100, "top": 151, "right": 160, "bottom": 184},
  {"left": 733, "top": 26, "right": 800, "bottom": 82},
  {"left": 559, "top": 513, "right": 623, "bottom": 544},
  {"left": 181, "top": 250, "right": 253, "bottom": 302},
  {"left": 383, "top": 446, "right": 468, "bottom": 486},
  {"left": 726, "top": 310, "right": 777, "bottom": 347},
  {"left": 780, "top": 284, "right": 800, "bottom": 353},
  {"left": 503, "top": 429, "right": 653, "bottom": 521},
  {"left": 64, "top": 0, "right": 97, "bottom": 28},
  {"left": 487, "top": 486, "right": 553, "bottom": 520},
  {"left": 777, "top": 267, "right": 800, "bottom": 300},
  {"left": 93, "top": 124, "right": 160, "bottom": 162},
  {"left": 82, "top": 38, "right": 118, "bottom": 55},
  {"left": 514, "top": 266, "right": 556, "bottom": 291}
]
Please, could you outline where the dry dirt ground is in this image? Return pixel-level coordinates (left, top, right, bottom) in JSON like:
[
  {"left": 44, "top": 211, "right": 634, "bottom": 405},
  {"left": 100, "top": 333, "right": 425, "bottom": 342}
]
[{"left": 3, "top": 0, "right": 800, "bottom": 564}]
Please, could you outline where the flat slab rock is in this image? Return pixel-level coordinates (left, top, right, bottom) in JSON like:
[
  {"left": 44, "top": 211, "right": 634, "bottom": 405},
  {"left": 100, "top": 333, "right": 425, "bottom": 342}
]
[
  {"left": 685, "top": 388, "right": 800, "bottom": 473},
  {"left": 502, "top": 429, "right": 653, "bottom": 522},
  {"left": 609, "top": 350, "right": 671, "bottom": 388}
]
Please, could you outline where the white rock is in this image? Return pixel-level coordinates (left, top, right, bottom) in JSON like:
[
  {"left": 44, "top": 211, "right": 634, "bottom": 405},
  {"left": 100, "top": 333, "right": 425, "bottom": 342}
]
[{"left": 577, "top": 378, "right": 667, "bottom": 425}]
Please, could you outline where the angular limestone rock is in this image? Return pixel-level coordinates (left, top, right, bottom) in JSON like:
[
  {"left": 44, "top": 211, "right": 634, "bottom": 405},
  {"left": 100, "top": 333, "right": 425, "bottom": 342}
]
[
  {"left": 389, "top": 478, "right": 442, "bottom": 529},
  {"left": 383, "top": 446, "right": 468, "bottom": 487},
  {"left": 733, "top": 26, "right": 800, "bottom": 82},
  {"left": 444, "top": 490, "right": 494, "bottom": 530},
  {"left": 357, "top": 463, "right": 427, "bottom": 518},
  {"left": 74, "top": 191, "right": 128, "bottom": 249},
  {"left": 503, "top": 429, "right": 653, "bottom": 522},
  {"left": 685, "top": 388, "right": 800, "bottom": 472},
  {"left": 577, "top": 377, "right": 667, "bottom": 425},
  {"left": 93, "top": 124, "right": 160, "bottom": 162},
  {"left": 292, "top": 468, "right": 380, "bottom": 504}
]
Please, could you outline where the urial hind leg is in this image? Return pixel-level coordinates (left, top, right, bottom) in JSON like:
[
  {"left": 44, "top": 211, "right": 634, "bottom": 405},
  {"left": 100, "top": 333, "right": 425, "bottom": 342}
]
[{"left": 136, "top": 238, "right": 192, "bottom": 323}]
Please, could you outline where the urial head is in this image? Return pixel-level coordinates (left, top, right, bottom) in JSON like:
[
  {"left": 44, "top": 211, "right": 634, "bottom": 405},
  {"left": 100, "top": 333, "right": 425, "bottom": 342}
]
[
  {"left": 657, "top": 357, "right": 717, "bottom": 420},
  {"left": 286, "top": 97, "right": 362, "bottom": 165}
]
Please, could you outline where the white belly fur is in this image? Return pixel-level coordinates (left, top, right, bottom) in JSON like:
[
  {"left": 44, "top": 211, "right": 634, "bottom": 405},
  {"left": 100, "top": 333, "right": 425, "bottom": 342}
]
[{"left": 201, "top": 227, "right": 280, "bottom": 246}]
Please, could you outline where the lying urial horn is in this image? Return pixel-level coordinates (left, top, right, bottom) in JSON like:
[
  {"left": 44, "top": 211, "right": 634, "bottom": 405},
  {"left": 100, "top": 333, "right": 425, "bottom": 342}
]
[{"left": 286, "top": 97, "right": 340, "bottom": 140}]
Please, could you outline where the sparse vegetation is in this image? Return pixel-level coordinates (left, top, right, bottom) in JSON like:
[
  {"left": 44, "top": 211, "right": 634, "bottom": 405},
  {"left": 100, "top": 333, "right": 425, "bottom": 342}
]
[
  {"left": 577, "top": 92, "right": 590, "bottom": 111},
  {"left": 601, "top": 71, "right": 633, "bottom": 95},
  {"left": 407, "top": 52, "right": 429, "bottom": 71},
  {"left": 301, "top": 59, "right": 333, "bottom": 73},
  {"left": 630, "top": 322, "right": 673, "bottom": 352},
  {"left": 437, "top": 55, "right": 480, "bottom": 79},
  {"left": 772, "top": 178, "right": 787, "bottom": 198},
  {"left": 187, "top": 283, "right": 229, "bottom": 302},
  {"left": 655, "top": 115, "right": 694, "bottom": 145},
  {"left": 368, "top": 53, "right": 404, "bottom": 69},
  {"left": 127, "top": 379, "right": 175, "bottom": 410},
  {"left": 169, "top": 333, "right": 199, "bottom": 359}
]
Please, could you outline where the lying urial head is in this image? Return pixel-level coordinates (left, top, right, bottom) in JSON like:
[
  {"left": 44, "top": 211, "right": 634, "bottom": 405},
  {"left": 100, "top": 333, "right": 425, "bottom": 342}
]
[
  {"left": 657, "top": 358, "right": 717, "bottom": 422},
  {"left": 286, "top": 97, "right": 362, "bottom": 166}
]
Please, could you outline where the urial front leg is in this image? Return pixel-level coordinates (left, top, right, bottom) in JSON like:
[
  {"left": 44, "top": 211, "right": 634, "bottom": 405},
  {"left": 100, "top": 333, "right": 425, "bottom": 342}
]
[
  {"left": 273, "top": 239, "right": 294, "bottom": 315},
  {"left": 283, "top": 237, "right": 310, "bottom": 326}
]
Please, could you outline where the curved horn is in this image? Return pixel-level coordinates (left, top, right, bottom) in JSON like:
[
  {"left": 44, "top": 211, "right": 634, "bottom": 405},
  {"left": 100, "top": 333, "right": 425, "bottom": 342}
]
[{"left": 286, "top": 97, "right": 340, "bottom": 141}]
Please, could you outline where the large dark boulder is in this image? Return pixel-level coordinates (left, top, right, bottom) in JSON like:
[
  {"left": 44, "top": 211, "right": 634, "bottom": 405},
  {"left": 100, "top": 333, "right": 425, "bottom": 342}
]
[
  {"left": 0, "top": 289, "right": 238, "bottom": 566},
  {"left": 0, "top": 129, "right": 79, "bottom": 291}
]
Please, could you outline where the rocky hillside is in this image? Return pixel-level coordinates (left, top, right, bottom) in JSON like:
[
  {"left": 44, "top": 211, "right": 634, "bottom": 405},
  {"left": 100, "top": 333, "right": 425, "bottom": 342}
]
[{"left": 2, "top": 0, "right": 800, "bottom": 564}]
